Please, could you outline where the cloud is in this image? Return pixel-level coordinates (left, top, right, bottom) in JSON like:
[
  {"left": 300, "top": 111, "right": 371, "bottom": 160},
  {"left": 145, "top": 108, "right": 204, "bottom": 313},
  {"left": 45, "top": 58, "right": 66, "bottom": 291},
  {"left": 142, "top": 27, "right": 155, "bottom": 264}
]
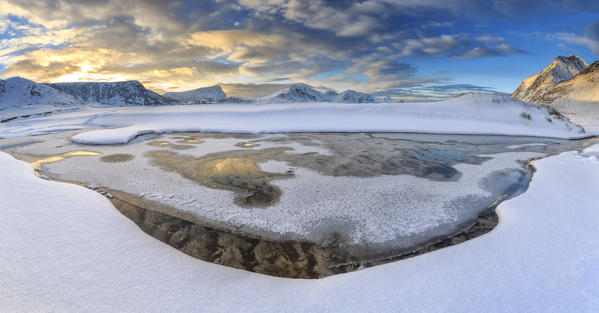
[
  {"left": 372, "top": 83, "right": 500, "bottom": 102},
  {"left": 396, "top": 34, "right": 527, "bottom": 58},
  {"left": 188, "top": 30, "right": 283, "bottom": 54},
  {"left": 0, "top": 0, "right": 568, "bottom": 100},
  {"left": 556, "top": 20, "right": 599, "bottom": 57},
  {"left": 1, "top": 58, "right": 81, "bottom": 80},
  {"left": 587, "top": 20, "right": 599, "bottom": 43},
  {"left": 220, "top": 82, "right": 292, "bottom": 97}
]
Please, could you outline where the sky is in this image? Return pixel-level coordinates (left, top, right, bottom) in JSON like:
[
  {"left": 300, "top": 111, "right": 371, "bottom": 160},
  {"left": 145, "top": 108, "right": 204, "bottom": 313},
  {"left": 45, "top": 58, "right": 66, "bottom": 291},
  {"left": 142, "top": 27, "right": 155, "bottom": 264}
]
[{"left": 1, "top": 0, "right": 599, "bottom": 101}]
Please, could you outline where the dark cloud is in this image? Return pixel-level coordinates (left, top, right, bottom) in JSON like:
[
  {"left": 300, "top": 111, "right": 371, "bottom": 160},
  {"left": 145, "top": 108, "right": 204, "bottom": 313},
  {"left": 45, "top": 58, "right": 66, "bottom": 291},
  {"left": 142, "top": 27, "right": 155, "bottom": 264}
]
[
  {"left": 587, "top": 20, "right": 599, "bottom": 42},
  {"left": 557, "top": 19, "right": 599, "bottom": 57},
  {"left": 3, "top": 59, "right": 81, "bottom": 80}
]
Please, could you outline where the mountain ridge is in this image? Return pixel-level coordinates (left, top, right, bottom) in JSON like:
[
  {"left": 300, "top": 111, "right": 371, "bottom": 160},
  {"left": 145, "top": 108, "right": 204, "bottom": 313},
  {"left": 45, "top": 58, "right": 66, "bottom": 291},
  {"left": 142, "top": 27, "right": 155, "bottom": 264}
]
[
  {"left": 512, "top": 54, "right": 588, "bottom": 103},
  {"left": 164, "top": 85, "right": 227, "bottom": 104},
  {"left": 0, "top": 77, "right": 83, "bottom": 122},
  {"left": 258, "top": 84, "right": 377, "bottom": 103},
  {"left": 537, "top": 61, "right": 599, "bottom": 104},
  {"left": 46, "top": 80, "right": 176, "bottom": 106}
]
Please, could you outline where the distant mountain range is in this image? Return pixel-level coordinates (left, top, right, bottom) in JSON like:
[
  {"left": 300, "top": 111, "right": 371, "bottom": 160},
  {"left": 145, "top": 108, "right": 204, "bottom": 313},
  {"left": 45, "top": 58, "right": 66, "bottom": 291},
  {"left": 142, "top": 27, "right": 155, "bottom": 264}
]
[
  {"left": 0, "top": 77, "right": 382, "bottom": 122},
  {"left": 46, "top": 81, "right": 176, "bottom": 106},
  {"left": 0, "top": 77, "right": 379, "bottom": 108},
  {"left": 256, "top": 83, "right": 375, "bottom": 103}
]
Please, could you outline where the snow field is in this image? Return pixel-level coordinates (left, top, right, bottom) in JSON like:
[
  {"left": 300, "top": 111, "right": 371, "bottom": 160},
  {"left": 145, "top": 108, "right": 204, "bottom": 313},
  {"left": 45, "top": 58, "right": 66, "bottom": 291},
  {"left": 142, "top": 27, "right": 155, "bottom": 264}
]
[{"left": 1, "top": 144, "right": 598, "bottom": 312}]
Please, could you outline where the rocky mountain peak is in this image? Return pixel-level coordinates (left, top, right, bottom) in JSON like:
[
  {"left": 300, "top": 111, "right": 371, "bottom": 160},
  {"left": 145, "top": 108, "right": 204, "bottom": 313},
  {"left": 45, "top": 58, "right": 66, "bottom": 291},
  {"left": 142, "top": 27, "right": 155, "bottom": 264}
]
[
  {"left": 512, "top": 55, "right": 589, "bottom": 103},
  {"left": 164, "top": 85, "right": 227, "bottom": 104},
  {"left": 578, "top": 61, "right": 599, "bottom": 75}
]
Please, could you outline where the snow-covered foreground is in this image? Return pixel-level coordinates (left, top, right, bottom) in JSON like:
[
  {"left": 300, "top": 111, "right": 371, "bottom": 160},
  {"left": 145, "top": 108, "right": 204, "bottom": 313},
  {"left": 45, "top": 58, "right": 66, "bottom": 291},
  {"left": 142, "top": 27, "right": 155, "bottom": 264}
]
[
  {"left": 2, "top": 145, "right": 598, "bottom": 312},
  {"left": 0, "top": 94, "right": 586, "bottom": 143},
  {"left": 551, "top": 99, "right": 599, "bottom": 134}
]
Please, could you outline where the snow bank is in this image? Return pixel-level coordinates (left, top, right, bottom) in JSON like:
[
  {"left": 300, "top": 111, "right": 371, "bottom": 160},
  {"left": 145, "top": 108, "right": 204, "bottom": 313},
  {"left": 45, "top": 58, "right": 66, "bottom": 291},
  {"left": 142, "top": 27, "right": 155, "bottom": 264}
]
[
  {"left": 1, "top": 143, "right": 598, "bottom": 312},
  {"left": 69, "top": 94, "right": 584, "bottom": 144}
]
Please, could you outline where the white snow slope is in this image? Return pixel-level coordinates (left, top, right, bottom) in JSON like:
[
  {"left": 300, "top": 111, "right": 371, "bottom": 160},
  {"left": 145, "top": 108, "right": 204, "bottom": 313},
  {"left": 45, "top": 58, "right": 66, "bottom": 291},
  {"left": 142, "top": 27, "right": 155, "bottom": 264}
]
[
  {"left": 61, "top": 93, "right": 585, "bottom": 145},
  {"left": 0, "top": 77, "right": 81, "bottom": 121},
  {"left": 1, "top": 144, "right": 598, "bottom": 312}
]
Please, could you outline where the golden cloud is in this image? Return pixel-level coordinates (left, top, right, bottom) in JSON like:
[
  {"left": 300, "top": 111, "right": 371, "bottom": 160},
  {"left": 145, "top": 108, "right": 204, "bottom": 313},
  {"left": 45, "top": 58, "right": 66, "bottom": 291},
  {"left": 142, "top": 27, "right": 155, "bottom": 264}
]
[{"left": 188, "top": 30, "right": 284, "bottom": 56}]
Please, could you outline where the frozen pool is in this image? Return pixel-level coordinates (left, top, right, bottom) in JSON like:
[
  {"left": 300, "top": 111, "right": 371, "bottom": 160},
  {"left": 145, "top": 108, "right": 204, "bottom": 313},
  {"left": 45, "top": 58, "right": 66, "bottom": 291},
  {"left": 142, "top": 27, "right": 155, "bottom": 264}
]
[{"left": 3, "top": 132, "right": 596, "bottom": 277}]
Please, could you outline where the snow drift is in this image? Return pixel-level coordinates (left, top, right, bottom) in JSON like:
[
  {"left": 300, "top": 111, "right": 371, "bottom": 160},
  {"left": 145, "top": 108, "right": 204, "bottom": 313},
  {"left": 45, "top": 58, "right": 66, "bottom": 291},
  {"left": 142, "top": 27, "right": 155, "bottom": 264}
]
[{"left": 68, "top": 93, "right": 585, "bottom": 145}]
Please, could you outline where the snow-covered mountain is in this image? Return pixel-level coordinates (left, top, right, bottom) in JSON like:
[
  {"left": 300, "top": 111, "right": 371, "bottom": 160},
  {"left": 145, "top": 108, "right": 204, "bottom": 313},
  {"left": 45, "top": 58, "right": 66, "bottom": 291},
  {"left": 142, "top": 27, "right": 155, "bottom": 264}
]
[
  {"left": 46, "top": 81, "right": 176, "bottom": 106},
  {"left": 258, "top": 84, "right": 376, "bottom": 103},
  {"left": 259, "top": 84, "right": 329, "bottom": 103},
  {"left": 531, "top": 61, "right": 599, "bottom": 129},
  {"left": 334, "top": 90, "right": 376, "bottom": 103},
  {"left": 512, "top": 55, "right": 588, "bottom": 103},
  {"left": 0, "top": 77, "right": 80, "bottom": 108},
  {"left": 537, "top": 61, "right": 599, "bottom": 104},
  {"left": 510, "top": 55, "right": 599, "bottom": 129},
  {"left": 164, "top": 85, "right": 227, "bottom": 104},
  {"left": 0, "top": 77, "right": 82, "bottom": 122}
]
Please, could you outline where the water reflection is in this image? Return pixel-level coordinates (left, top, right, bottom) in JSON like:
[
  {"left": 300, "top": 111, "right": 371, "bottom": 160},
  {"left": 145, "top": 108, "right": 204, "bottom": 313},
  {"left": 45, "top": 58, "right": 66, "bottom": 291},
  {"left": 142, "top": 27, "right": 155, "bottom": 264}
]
[
  {"left": 31, "top": 151, "right": 102, "bottom": 169},
  {"left": 147, "top": 149, "right": 292, "bottom": 206}
]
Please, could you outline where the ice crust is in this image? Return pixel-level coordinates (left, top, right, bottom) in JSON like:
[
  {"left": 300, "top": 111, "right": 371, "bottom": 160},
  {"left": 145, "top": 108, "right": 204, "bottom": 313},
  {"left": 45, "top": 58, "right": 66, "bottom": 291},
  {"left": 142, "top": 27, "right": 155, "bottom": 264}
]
[{"left": 38, "top": 133, "right": 541, "bottom": 249}]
